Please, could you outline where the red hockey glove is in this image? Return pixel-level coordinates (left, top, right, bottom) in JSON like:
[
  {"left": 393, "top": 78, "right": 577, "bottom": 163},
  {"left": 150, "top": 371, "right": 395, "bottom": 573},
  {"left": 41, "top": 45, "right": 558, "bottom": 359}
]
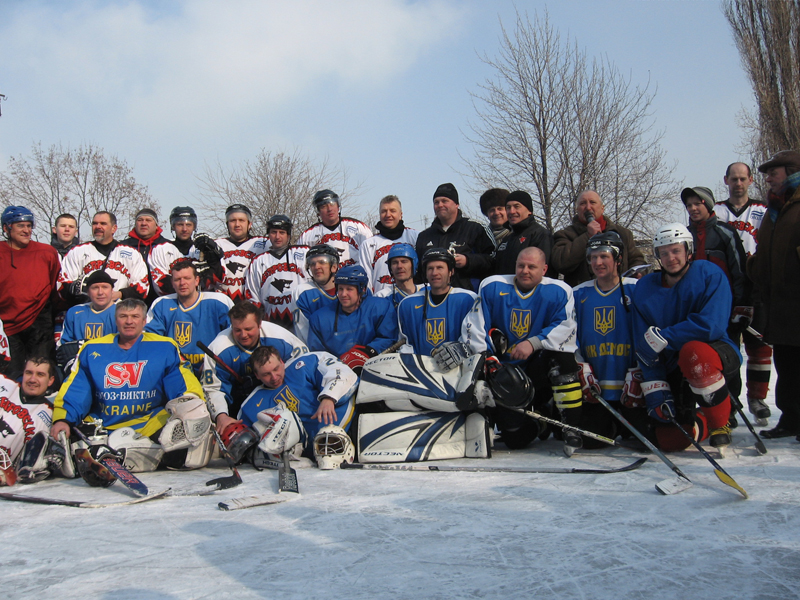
[{"left": 340, "top": 345, "right": 377, "bottom": 375}]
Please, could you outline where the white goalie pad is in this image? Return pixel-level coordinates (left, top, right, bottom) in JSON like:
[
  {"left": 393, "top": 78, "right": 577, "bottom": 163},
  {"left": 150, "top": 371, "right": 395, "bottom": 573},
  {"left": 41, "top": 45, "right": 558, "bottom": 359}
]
[
  {"left": 108, "top": 427, "right": 164, "bottom": 472},
  {"left": 358, "top": 411, "right": 490, "bottom": 463},
  {"left": 358, "top": 353, "right": 484, "bottom": 412},
  {"left": 253, "top": 405, "right": 307, "bottom": 455},
  {"left": 159, "top": 395, "right": 212, "bottom": 452}
]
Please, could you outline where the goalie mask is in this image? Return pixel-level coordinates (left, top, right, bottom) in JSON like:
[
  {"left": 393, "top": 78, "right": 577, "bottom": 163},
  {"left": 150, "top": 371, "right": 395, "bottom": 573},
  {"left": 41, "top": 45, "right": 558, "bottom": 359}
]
[{"left": 313, "top": 425, "right": 355, "bottom": 470}]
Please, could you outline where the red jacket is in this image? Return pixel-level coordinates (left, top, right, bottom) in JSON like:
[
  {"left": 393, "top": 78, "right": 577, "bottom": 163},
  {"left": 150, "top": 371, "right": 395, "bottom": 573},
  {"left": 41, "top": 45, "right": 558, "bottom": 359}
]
[{"left": 0, "top": 240, "right": 60, "bottom": 334}]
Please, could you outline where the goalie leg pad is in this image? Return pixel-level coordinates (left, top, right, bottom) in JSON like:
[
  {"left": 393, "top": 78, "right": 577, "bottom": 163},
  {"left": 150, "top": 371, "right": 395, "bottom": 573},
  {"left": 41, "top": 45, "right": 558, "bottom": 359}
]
[
  {"left": 253, "top": 406, "right": 307, "bottom": 455},
  {"left": 108, "top": 427, "right": 164, "bottom": 472},
  {"left": 465, "top": 412, "right": 491, "bottom": 458},
  {"left": 358, "top": 411, "right": 474, "bottom": 463},
  {"left": 181, "top": 431, "right": 214, "bottom": 469},
  {"left": 159, "top": 395, "right": 212, "bottom": 452},
  {"left": 17, "top": 432, "right": 65, "bottom": 484}
]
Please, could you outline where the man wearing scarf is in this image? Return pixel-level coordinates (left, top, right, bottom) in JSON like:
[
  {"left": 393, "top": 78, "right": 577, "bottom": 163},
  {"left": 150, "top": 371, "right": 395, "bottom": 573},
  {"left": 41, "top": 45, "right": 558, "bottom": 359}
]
[{"left": 121, "top": 208, "right": 169, "bottom": 305}]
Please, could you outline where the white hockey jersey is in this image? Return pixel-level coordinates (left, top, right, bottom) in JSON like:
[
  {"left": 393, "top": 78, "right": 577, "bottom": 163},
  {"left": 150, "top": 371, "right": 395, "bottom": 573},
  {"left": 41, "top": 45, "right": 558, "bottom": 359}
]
[
  {"left": 212, "top": 236, "right": 270, "bottom": 302},
  {"left": 296, "top": 218, "right": 373, "bottom": 268},
  {"left": 58, "top": 241, "right": 150, "bottom": 300},
  {"left": 0, "top": 319, "right": 9, "bottom": 365},
  {"left": 358, "top": 229, "right": 419, "bottom": 293},
  {"left": 148, "top": 241, "right": 200, "bottom": 296},
  {"left": 0, "top": 375, "right": 52, "bottom": 462},
  {"left": 244, "top": 246, "right": 310, "bottom": 329},
  {"left": 714, "top": 199, "right": 767, "bottom": 256}
]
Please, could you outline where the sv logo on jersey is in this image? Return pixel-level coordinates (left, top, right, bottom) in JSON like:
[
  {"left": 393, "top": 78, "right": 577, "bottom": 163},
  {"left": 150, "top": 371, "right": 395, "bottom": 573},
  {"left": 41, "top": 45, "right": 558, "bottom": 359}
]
[
  {"left": 104, "top": 361, "right": 148, "bottom": 388},
  {"left": 594, "top": 307, "right": 615, "bottom": 336},
  {"left": 509, "top": 309, "right": 531, "bottom": 339},
  {"left": 275, "top": 386, "right": 299, "bottom": 412},
  {"left": 426, "top": 318, "right": 446, "bottom": 347},
  {"left": 85, "top": 323, "right": 104, "bottom": 340},
  {"left": 174, "top": 322, "right": 192, "bottom": 347}
]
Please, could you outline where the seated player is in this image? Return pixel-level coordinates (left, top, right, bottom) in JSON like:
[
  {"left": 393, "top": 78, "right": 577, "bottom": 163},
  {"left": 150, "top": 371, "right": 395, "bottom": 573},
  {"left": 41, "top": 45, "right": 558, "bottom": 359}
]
[
  {"left": 57, "top": 270, "right": 119, "bottom": 376},
  {"left": 632, "top": 223, "right": 741, "bottom": 451},
  {"left": 306, "top": 265, "right": 398, "bottom": 374},
  {"left": 51, "top": 298, "right": 212, "bottom": 473},
  {"left": 572, "top": 233, "right": 645, "bottom": 447},
  {"left": 238, "top": 346, "right": 358, "bottom": 469},
  {"left": 292, "top": 244, "right": 340, "bottom": 342},
  {"left": 146, "top": 260, "right": 233, "bottom": 376},
  {"left": 479, "top": 246, "right": 581, "bottom": 453}
]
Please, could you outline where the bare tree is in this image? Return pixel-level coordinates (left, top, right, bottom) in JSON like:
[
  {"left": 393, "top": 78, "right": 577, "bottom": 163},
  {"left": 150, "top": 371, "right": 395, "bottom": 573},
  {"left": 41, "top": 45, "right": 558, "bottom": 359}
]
[
  {"left": 723, "top": 0, "right": 800, "bottom": 168},
  {"left": 195, "top": 149, "right": 366, "bottom": 239},
  {"left": 462, "top": 10, "right": 679, "bottom": 236},
  {"left": 0, "top": 142, "right": 155, "bottom": 240}
]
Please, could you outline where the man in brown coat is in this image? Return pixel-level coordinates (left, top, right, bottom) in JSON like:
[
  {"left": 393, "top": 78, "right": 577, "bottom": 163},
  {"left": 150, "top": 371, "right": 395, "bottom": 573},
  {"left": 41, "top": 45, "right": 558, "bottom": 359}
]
[
  {"left": 551, "top": 191, "right": 646, "bottom": 287},
  {"left": 747, "top": 150, "right": 800, "bottom": 439}
]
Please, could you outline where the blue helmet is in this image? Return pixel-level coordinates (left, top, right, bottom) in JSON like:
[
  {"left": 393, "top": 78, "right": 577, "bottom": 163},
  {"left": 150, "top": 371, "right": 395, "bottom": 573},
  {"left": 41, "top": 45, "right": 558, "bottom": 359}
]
[
  {"left": 387, "top": 243, "right": 418, "bottom": 274},
  {"left": 2, "top": 206, "right": 35, "bottom": 230},
  {"left": 335, "top": 265, "right": 369, "bottom": 296}
]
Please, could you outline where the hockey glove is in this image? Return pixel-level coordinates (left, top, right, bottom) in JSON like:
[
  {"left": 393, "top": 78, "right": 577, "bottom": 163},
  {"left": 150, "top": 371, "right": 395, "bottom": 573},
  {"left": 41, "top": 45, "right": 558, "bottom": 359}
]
[
  {"left": 730, "top": 306, "right": 754, "bottom": 328},
  {"left": 432, "top": 341, "right": 471, "bottom": 372},
  {"left": 194, "top": 233, "right": 225, "bottom": 263},
  {"left": 636, "top": 326, "right": 668, "bottom": 367},
  {"left": 642, "top": 380, "right": 675, "bottom": 423},
  {"left": 340, "top": 345, "right": 378, "bottom": 375},
  {"left": 577, "top": 362, "right": 602, "bottom": 403},
  {"left": 68, "top": 280, "right": 90, "bottom": 304},
  {"left": 231, "top": 374, "right": 258, "bottom": 409},
  {"left": 620, "top": 367, "right": 645, "bottom": 408},
  {"left": 489, "top": 328, "right": 508, "bottom": 356}
]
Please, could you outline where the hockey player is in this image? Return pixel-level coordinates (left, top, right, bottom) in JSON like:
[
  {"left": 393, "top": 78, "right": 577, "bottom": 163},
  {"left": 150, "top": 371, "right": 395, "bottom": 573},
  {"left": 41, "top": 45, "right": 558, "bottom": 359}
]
[
  {"left": 632, "top": 223, "right": 741, "bottom": 451},
  {"left": 244, "top": 214, "right": 310, "bottom": 330},
  {"left": 212, "top": 204, "right": 269, "bottom": 302},
  {"left": 358, "top": 195, "right": 418, "bottom": 293},
  {"left": 715, "top": 163, "right": 772, "bottom": 425},
  {"left": 57, "top": 270, "right": 119, "bottom": 376},
  {"left": 51, "top": 298, "right": 212, "bottom": 472},
  {"left": 58, "top": 211, "right": 150, "bottom": 306},
  {"left": 202, "top": 302, "right": 309, "bottom": 434},
  {"left": 0, "top": 319, "right": 9, "bottom": 374},
  {"left": 238, "top": 345, "right": 358, "bottom": 464},
  {"left": 291, "top": 244, "right": 340, "bottom": 342},
  {"left": 121, "top": 208, "right": 170, "bottom": 305},
  {"left": 146, "top": 261, "right": 233, "bottom": 376},
  {"left": 374, "top": 243, "right": 424, "bottom": 308},
  {"left": 297, "top": 189, "right": 372, "bottom": 269},
  {"left": 148, "top": 206, "right": 203, "bottom": 297},
  {"left": 397, "top": 248, "right": 486, "bottom": 361},
  {"left": 480, "top": 246, "right": 581, "bottom": 452},
  {"left": 572, "top": 233, "right": 644, "bottom": 446},
  {"left": 306, "top": 265, "right": 398, "bottom": 374},
  {"left": 0, "top": 205, "right": 61, "bottom": 380}
]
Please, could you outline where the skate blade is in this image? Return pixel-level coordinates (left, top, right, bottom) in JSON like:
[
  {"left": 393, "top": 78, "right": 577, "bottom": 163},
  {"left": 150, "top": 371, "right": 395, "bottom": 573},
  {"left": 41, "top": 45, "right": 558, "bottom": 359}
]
[
  {"left": 755, "top": 418, "right": 768, "bottom": 427},
  {"left": 562, "top": 444, "right": 578, "bottom": 458},
  {"left": 655, "top": 476, "right": 693, "bottom": 495}
]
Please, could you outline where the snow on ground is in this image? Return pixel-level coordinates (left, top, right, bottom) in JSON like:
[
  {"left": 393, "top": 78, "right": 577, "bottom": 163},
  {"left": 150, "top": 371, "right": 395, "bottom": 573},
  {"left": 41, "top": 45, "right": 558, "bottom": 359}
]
[{"left": 3, "top": 368, "right": 800, "bottom": 600}]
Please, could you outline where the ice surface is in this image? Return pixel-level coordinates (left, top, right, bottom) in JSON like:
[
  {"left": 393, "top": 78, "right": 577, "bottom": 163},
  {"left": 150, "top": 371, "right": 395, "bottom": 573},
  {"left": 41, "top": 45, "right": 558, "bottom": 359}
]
[{"left": 2, "top": 368, "right": 800, "bottom": 600}]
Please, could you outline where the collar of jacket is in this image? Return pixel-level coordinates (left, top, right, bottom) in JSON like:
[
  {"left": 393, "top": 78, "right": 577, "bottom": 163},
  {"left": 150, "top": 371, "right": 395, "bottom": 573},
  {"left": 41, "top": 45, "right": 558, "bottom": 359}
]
[
  {"left": 432, "top": 210, "right": 464, "bottom": 231},
  {"left": 375, "top": 219, "right": 407, "bottom": 240},
  {"left": 511, "top": 214, "right": 537, "bottom": 233},
  {"left": 127, "top": 226, "right": 165, "bottom": 247}
]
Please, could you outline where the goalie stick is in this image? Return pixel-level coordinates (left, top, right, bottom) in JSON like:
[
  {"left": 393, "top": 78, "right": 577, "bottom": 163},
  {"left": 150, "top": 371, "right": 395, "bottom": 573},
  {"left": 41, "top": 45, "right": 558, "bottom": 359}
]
[
  {"left": 218, "top": 494, "right": 289, "bottom": 511},
  {"left": 342, "top": 457, "right": 647, "bottom": 474},
  {"left": 73, "top": 429, "right": 149, "bottom": 497},
  {"left": 668, "top": 417, "right": 748, "bottom": 499},
  {"left": 594, "top": 395, "right": 692, "bottom": 495},
  {"left": 279, "top": 451, "right": 299, "bottom": 493},
  {"left": 207, "top": 425, "right": 244, "bottom": 489}
]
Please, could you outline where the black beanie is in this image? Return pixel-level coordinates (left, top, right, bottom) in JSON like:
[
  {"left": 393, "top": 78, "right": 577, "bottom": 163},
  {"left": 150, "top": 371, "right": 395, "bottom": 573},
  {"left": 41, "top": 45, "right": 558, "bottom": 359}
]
[
  {"left": 506, "top": 190, "right": 534, "bottom": 213},
  {"left": 433, "top": 183, "right": 459, "bottom": 204}
]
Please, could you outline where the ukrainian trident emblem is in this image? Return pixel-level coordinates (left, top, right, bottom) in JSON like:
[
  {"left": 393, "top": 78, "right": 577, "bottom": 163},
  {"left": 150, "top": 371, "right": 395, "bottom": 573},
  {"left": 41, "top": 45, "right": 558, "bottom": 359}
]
[
  {"left": 174, "top": 321, "right": 192, "bottom": 347},
  {"left": 84, "top": 323, "right": 104, "bottom": 340},
  {"left": 426, "top": 318, "right": 446, "bottom": 347},
  {"left": 509, "top": 309, "right": 531, "bottom": 339},
  {"left": 594, "top": 307, "right": 615, "bottom": 336}
]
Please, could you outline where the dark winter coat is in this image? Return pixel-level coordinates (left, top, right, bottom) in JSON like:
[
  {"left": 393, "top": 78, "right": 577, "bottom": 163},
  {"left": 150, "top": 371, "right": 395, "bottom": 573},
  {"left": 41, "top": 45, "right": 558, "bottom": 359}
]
[
  {"left": 415, "top": 211, "right": 496, "bottom": 291},
  {"left": 551, "top": 216, "right": 645, "bottom": 287},
  {"left": 687, "top": 214, "right": 748, "bottom": 307},
  {"left": 494, "top": 215, "right": 553, "bottom": 274},
  {"left": 747, "top": 176, "right": 800, "bottom": 346}
]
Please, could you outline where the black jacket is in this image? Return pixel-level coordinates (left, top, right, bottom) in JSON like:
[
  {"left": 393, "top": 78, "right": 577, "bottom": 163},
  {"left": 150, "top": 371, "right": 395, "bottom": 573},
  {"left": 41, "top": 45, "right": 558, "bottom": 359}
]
[{"left": 495, "top": 215, "right": 553, "bottom": 274}]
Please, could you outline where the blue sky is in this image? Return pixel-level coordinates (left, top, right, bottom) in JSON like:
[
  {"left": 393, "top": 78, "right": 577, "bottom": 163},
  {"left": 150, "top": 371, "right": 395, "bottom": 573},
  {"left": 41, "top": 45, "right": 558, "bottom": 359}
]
[{"left": 0, "top": 0, "right": 754, "bottom": 233}]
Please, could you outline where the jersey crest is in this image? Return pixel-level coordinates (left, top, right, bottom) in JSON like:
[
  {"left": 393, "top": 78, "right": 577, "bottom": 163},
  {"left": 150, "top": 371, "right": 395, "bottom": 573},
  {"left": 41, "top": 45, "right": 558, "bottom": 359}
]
[
  {"left": 594, "top": 306, "right": 615, "bottom": 336},
  {"left": 275, "top": 386, "right": 300, "bottom": 412},
  {"left": 174, "top": 322, "right": 192, "bottom": 347},
  {"left": 426, "top": 318, "right": 446, "bottom": 347},
  {"left": 85, "top": 323, "right": 105, "bottom": 340},
  {"left": 104, "top": 361, "right": 148, "bottom": 388},
  {"left": 509, "top": 309, "right": 531, "bottom": 339}
]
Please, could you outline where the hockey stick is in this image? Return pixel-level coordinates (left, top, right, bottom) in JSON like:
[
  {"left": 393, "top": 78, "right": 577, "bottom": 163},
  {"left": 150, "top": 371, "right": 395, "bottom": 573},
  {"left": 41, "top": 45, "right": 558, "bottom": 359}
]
[
  {"left": 197, "top": 340, "right": 243, "bottom": 383},
  {"left": 278, "top": 452, "right": 299, "bottom": 493},
  {"left": 342, "top": 457, "right": 647, "bottom": 474},
  {"left": 746, "top": 326, "right": 763, "bottom": 341},
  {"left": 218, "top": 495, "right": 288, "bottom": 511},
  {"left": 667, "top": 417, "right": 748, "bottom": 499},
  {"left": 730, "top": 394, "right": 768, "bottom": 455},
  {"left": 73, "top": 428, "right": 149, "bottom": 496},
  {"left": 594, "top": 395, "right": 692, "bottom": 495},
  {"left": 0, "top": 489, "right": 171, "bottom": 509},
  {"left": 504, "top": 405, "right": 625, "bottom": 448},
  {"left": 207, "top": 426, "right": 243, "bottom": 490},
  {"left": 380, "top": 339, "right": 406, "bottom": 355}
]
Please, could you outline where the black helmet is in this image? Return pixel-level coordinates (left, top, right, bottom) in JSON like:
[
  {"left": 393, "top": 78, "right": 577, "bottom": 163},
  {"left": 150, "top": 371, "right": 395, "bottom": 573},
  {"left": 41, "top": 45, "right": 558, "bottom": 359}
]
[
  {"left": 488, "top": 364, "right": 535, "bottom": 409},
  {"left": 306, "top": 244, "right": 340, "bottom": 269},
  {"left": 312, "top": 189, "right": 340, "bottom": 210},
  {"left": 267, "top": 214, "right": 292, "bottom": 235},
  {"left": 225, "top": 204, "right": 252, "bottom": 221},
  {"left": 421, "top": 247, "right": 456, "bottom": 271},
  {"left": 585, "top": 231, "right": 624, "bottom": 262},
  {"left": 169, "top": 206, "right": 197, "bottom": 229}
]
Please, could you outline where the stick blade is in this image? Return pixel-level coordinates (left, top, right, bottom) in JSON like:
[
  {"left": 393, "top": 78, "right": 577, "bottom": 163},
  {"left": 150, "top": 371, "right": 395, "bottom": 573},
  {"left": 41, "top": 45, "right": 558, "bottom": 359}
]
[
  {"left": 655, "top": 476, "right": 693, "bottom": 495},
  {"left": 279, "top": 454, "right": 299, "bottom": 494},
  {"left": 714, "top": 468, "right": 749, "bottom": 499}
]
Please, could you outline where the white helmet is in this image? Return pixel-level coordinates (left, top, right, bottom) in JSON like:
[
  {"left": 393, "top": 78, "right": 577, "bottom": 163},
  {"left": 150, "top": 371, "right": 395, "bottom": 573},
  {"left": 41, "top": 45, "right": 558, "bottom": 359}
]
[
  {"left": 313, "top": 425, "right": 355, "bottom": 470},
  {"left": 653, "top": 223, "right": 693, "bottom": 258}
]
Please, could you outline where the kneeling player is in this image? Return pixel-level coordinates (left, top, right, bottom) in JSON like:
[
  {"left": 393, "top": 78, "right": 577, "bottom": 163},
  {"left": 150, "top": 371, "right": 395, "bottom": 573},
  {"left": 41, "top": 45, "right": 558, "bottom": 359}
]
[
  {"left": 633, "top": 224, "right": 741, "bottom": 451},
  {"left": 50, "top": 299, "right": 213, "bottom": 474},
  {"left": 237, "top": 346, "right": 358, "bottom": 469}
]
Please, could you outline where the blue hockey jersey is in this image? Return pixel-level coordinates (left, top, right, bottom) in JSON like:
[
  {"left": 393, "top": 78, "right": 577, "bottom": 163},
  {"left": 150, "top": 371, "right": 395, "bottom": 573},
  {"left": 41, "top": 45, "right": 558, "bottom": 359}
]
[
  {"left": 291, "top": 282, "right": 338, "bottom": 342},
  {"left": 60, "top": 302, "right": 118, "bottom": 344},
  {"left": 306, "top": 295, "right": 398, "bottom": 357}
]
